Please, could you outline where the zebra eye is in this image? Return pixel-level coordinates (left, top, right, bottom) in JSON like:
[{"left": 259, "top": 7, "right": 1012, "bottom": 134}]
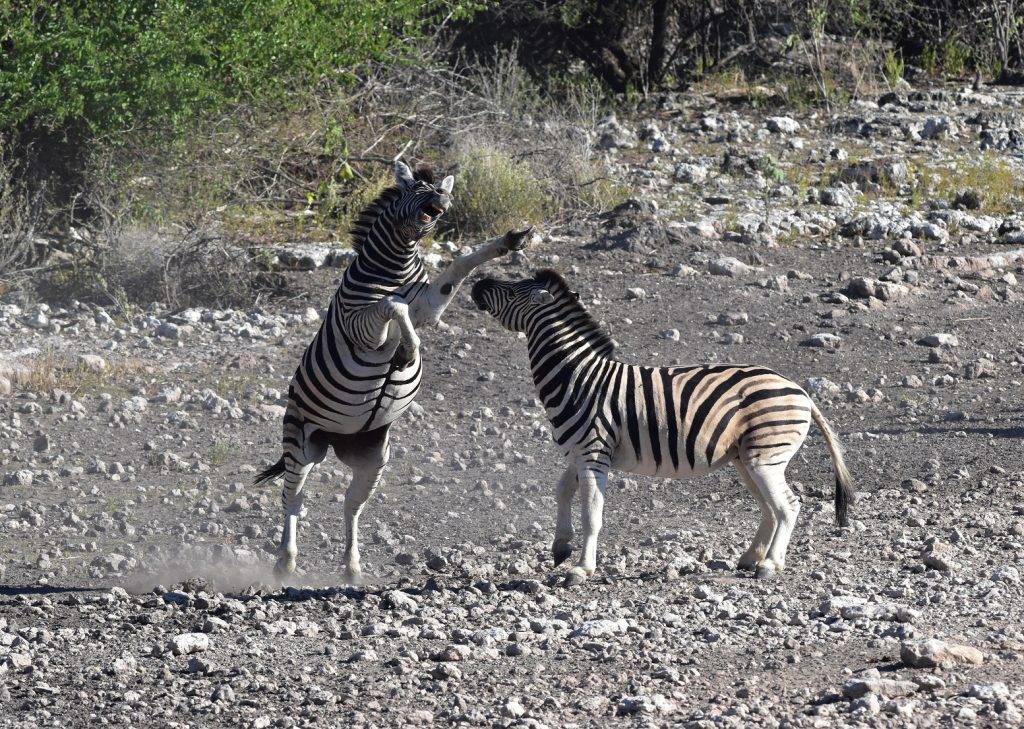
[{"left": 572, "top": 291, "right": 580, "bottom": 302}]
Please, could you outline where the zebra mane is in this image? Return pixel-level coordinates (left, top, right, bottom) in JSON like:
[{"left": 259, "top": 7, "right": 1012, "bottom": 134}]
[
  {"left": 534, "top": 269, "right": 617, "bottom": 357},
  {"left": 348, "top": 165, "right": 435, "bottom": 255}
]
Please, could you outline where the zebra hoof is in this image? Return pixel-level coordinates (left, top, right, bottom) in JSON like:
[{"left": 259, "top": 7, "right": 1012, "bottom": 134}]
[
  {"left": 737, "top": 556, "right": 759, "bottom": 572},
  {"left": 562, "top": 569, "right": 587, "bottom": 587},
  {"left": 343, "top": 569, "right": 364, "bottom": 586},
  {"left": 393, "top": 344, "right": 417, "bottom": 370},
  {"left": 552, "top": 540, "right": 573, "bottom": 567},
  {"left": 502, "top": 226, "right": 534, "bottom": 252},
  {"left": 274, "top": 556, "right": 296, "bottom": 578},
  {"left": 754, "top": 564, "right": 778, "bottom": 580}
]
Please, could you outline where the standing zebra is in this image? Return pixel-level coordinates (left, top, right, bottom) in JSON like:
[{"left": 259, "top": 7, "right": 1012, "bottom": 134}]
[
  {"left": 256, "top": 160, "right": 532, "bottom": 582},
  {"left": 471, "top": 269, "right": 854, "bottom": 584}
]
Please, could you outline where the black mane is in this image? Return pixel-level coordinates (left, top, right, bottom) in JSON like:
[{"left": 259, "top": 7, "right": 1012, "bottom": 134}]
[
  {"left": 534, "top": 269, "right": 617, "bottom": 357},
  {"left": 348, "top": 164, "right": 437, "bottom": 255}
]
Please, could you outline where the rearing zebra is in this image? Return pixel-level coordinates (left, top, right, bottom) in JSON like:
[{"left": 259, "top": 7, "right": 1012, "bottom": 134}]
[
  {"left": 471, "top": 269, "right": 854, "bottom": 584},
  {"left": 256, "top": 160, "right": 531, "bottom": 581}
]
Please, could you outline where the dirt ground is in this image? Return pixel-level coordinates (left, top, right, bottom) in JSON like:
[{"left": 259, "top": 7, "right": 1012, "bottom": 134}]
[{"left": 3, "top": 86, "right": 1024, "bottom": 727}]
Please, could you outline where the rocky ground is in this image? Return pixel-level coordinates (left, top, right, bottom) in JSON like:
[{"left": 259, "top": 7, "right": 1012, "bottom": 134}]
[{"left": 4, "top": 82, "right": 1024, "bottom": 728}]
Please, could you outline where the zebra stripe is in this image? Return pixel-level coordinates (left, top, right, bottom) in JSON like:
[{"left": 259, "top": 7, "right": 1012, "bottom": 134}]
[
  {"left": 471, "top": 269, "right": 854, "bottom": 584},
  {"left": 256, "top": 160, "right": 533, "bottom": 582}
]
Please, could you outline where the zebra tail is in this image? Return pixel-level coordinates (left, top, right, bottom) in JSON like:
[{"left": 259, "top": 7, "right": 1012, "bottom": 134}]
[
  {"left": 809, "top": 403, "right": 855, "bottom": 527},
  {"left": 254, "top": 456, "right": 287, "bottom": 485}
]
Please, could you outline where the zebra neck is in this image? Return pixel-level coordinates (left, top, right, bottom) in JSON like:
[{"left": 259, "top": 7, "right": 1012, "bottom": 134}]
[
  {"left": 526, "top": 324, "right": 611, "bottom": 396},
  {"left": 356, "top": 231, "right": 422, "bottom": 277}
]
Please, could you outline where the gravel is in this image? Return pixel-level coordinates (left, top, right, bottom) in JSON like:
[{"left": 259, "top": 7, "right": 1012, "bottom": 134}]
[{"left": 4, "top": 83, "right": 1024, "bottom": 727}]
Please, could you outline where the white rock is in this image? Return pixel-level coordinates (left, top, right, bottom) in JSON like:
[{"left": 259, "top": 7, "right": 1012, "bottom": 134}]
[
  {"left": 917, "top": 333, "right": 959, "bottom": 347},
  {"left": 766, "top": 116, "right": 801, "bottom": 134},
  {"left": 674, "top": 162, "right": 708, "bottom": 183},
  {"left": 900, "top": 639, "right": 984, "bottom": 668},
  {"left": 708, "top": 257, "right": 751, "bottom": 277},
  {"left": 801, "top": 333, "right": 841, "bottom": 349},
  {"left": 169, "top": 633, "right": 210, "bottom": 656}
]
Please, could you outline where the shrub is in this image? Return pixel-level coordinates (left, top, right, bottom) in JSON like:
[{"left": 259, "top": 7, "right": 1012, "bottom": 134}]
[
  {"left": 0, "top": 1, "right": 480, "bottom": 139},
  {"left": 445, "top": 150, "right": 552, "bottom": 238},
  {"left": 0, "top": 136, "right": 41, "bottom": 282}
]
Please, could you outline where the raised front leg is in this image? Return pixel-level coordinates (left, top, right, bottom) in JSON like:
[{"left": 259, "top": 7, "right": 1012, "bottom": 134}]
[
  {"left": 564, "top": 459, "right": 610, "bottom": 587},
  {"left": 409, "top": 227, "right": 533, "bottom": 328},
  {"left": 345, "top": 295, "right": 421, "bottom": 369},
  {"left": 552, "top": 465, "right": 579, "bottom": 566}
]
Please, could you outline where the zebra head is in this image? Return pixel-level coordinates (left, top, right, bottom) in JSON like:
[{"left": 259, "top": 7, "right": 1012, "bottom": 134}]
[
  {"left": 471, "top": 272, "right": 563, "bottom": 332},
  {"left": 392, "top": 160, "right": 454, "bottom": 240}
]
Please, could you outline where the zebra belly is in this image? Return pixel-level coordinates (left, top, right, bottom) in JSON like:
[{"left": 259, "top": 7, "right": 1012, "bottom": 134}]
[{"left": 610, "top": 443, "right": 733, "bottom": 479}]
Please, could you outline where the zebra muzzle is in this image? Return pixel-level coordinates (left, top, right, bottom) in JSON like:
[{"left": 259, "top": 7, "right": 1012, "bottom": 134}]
[
  {"left": 420, "top": 204, "right": 445, "bottom": 222},
  {"left": 471, "top": 279, "right": 494, "bottom": 311}
]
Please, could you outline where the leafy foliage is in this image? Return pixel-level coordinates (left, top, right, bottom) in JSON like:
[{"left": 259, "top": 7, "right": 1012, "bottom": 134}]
[{"left": 0, "top": 0, "right": 480, "bottom": 137}]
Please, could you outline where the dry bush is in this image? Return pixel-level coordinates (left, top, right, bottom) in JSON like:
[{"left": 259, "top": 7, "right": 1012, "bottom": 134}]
[
  {"left": 0, "top": 136, "right": 42, "bottom": 285},
  {"left": 90, "top": 45, "right": 626, "bottom": 248},
  {"left": 445, "top": 148, "right": 551, "bottom": 238}
]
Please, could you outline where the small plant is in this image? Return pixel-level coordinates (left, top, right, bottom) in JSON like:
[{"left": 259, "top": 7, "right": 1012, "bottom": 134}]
[
  {"left": 444, "top": 150, "right": 552, "bottom": 238},
  {"left": 882, "top": 49, "right": 905, "bottom": 89},
  {"left": 209, "top": 439, "right": 241, "bottom": 467}
]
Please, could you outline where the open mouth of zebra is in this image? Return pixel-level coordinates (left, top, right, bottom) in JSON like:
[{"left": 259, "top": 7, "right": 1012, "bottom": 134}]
[{"left": 420, "top": 204, "right": 445, "bottom": 223}]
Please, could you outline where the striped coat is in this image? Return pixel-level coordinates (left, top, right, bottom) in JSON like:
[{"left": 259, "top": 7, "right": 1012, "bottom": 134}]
[
  {"left": 472, "top": 269, "right": 854, "bottom": 583},
  {"left": 257, "top": 160, "right": 531, "bottom": 581}
]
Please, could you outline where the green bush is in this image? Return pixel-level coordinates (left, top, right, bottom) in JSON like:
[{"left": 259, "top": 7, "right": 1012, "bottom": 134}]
[
  {"left": 0, "top": 0, "right": 479, "bottom": 138},
  {"left": 445, "top": 150, "right": 552, "bottom": 239}
]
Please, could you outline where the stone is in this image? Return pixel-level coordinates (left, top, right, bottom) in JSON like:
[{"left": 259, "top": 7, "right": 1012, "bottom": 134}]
[
  {"left": 900, "top": 639, "right": 984, "bottom": 669},
  {"left": 76, "top": 354, "right": 107, "bottom": 372},
  {"left": 801, "top": 333, "right": 841, "bottom": 349},
  {"left": 964, "top": 359, "right": 996, "bottom": 379},
  {"left": 921, "top": 541, "right": 957, "bottom": 571},
  {"left": 845, "top": 277, "right": 877, "bottom": 299},
  {"left": 842, "top": 678, "right": 919, "bottom": 699},
  {"left": 4, "top": 470, "right": 33, "bottom": 486},
  {"left": 674, "top": 162, "right": 708, "bottom": 183},
  {"left": 382, "top": 590, "right": 419, "bottom": 612},
  {"left": 804, "top": 377, "right": 841, "bottom": 398},
  {"left": 766, "top": 116, "right": 800, "bottom": 134},
  {"left": 708, "top": 257, "right": 751, "bottom": 277},
  {"left": 917, "top": 333, "right": 959, "bottom": 348},
  {"left": 819, "top": 187, "right": 853, "bottom": 207},
  {"left": 168, "top": 632, "right": 210, "bottom": 656}
]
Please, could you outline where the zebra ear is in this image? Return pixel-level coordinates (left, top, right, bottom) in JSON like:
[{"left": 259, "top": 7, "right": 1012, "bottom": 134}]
[
  {"left": 394, "top": 160, "right": 415, "bottom": 189},
  {"left": 531, "top": 289, "right": 555, "bottom": 306},
  {"left": 440, "top": 175, "right": 454, "bottom": 195}
]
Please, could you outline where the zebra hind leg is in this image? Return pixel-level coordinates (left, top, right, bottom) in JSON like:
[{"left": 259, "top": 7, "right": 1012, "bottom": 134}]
[
  {"left": 734, "top": 460, "right": 778, "bottom": 572},
  {"left": 552, "top": 465, "right": 579, "bottom": 567},
  {"left": 275, "top": 429, "right": 328, "bottom": 580},
  {"left": 331, "top": 425, "right": 391, "bottom": 584},
  {"left": 275, "top": 461, "right": 315, "bottom": 578},
  {"left": 744, "top": 461, "right": 801, "bottom": 579}
]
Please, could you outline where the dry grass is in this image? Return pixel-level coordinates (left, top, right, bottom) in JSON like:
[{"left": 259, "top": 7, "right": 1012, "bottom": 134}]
[{"left": 2, "top": 347, "right": 151, "bottom": 398}]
